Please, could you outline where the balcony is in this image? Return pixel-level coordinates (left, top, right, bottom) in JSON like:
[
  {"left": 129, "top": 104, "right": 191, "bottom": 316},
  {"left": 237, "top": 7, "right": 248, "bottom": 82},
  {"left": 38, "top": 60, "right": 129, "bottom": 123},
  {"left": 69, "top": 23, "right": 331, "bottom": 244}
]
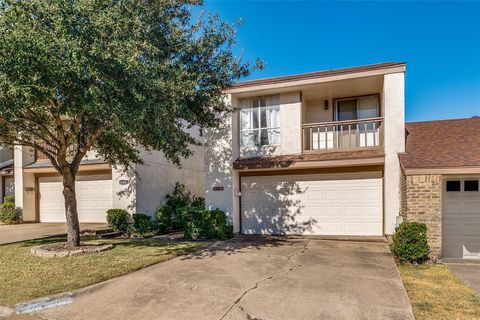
[{"left": 302, "top": 117, "right": 383, "bottom": 152}]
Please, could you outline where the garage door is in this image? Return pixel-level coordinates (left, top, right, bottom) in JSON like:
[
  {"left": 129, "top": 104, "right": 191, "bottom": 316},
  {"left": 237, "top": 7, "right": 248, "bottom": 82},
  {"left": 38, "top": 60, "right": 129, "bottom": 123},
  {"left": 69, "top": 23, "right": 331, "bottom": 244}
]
[
  {"left": 241, "top": 171, "right": 383, "bottom": 236},
  {"left": 443, "top": 178, "right": 480, "bottom": 259},
  {"left": 39, "top": 174, "right": 113, "bottom": 223}
]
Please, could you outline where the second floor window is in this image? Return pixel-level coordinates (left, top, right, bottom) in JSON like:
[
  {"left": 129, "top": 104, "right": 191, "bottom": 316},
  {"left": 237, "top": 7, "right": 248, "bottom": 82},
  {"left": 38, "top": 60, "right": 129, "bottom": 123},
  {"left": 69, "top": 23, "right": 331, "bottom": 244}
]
[{"left": 240, "top": 95, "right": 280, "bottom": 147}]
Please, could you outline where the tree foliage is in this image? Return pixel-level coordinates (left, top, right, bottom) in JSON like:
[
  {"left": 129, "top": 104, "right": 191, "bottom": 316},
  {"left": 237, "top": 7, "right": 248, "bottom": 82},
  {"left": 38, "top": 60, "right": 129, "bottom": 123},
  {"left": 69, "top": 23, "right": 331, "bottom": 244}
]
[
  {"left": 0, "top": 0, "right": 257, "bottom": 246},
  {"left": 0, "top": 0, "right": 256, "bottom": 170}
]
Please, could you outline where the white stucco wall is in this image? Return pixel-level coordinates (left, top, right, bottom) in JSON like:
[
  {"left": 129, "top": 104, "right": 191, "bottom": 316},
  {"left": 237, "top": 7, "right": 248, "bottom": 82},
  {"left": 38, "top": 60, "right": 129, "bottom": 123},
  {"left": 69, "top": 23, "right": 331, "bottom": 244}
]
[
  {"left": 133, "top": 141, "right": 205, "bottom": 218},
  {"left": 382, "top": 72, "right": 406, "bottom": 235},
  {"left": 204, "top": 95, "right": 239, "bottom": 231},
  {"left": 112, "top": 166, "right": 136, "bottom": 213}
]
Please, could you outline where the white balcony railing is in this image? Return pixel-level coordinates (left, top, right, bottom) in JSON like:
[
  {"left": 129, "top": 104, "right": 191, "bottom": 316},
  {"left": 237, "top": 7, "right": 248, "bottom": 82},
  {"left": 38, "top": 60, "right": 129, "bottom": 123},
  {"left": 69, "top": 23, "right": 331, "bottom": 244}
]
[{"left": 302, "top": 117, "right": 383, "bottom": 152}]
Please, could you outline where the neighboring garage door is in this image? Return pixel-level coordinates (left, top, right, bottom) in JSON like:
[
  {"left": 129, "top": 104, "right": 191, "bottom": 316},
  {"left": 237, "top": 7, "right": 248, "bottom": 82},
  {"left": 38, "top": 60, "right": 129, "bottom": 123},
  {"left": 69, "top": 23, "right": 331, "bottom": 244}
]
[
  {"left": 241, "top": 171, "right": 383, "bottom": 236},
  {"left": 39, "top": 174, "right": 113, "bottom": 223},
  {"left": 443, "top": 178, "right": 480, "bottom": 259}
]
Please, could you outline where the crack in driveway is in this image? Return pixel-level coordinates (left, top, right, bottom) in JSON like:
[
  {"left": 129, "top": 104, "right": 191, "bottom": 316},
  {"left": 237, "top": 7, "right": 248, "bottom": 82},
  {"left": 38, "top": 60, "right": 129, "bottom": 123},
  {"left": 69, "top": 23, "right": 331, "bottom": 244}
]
[{"left": 219, "top": 240, "right": 310, "bottom": 320}]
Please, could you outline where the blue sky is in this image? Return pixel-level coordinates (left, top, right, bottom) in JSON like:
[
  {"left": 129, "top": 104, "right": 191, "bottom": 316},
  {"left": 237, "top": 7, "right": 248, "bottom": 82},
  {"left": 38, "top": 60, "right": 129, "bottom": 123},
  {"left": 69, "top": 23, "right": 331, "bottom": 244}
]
[{"left": 200, "top": 1, "right": 480, "bottom": 122}]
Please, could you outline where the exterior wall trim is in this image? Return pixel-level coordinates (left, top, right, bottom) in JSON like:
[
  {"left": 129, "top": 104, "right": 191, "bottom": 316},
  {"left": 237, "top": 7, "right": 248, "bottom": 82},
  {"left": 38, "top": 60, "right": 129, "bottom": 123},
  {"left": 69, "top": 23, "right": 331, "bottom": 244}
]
[
  {"left": 404, "top": 166, "right": 480, "bottom": 175},
  {"left": 227, "top": 64, "right": 405, "bottom": 94}
]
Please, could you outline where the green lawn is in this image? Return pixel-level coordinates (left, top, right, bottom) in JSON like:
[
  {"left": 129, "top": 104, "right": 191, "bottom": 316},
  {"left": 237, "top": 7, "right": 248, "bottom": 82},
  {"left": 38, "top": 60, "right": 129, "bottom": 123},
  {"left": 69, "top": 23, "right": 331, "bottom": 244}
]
[
  {"left": 0, "top": 237, "right": 206, "bottom": 305},
  {"left": 399, "top": 264, "right": 480, "bottom": 320}
]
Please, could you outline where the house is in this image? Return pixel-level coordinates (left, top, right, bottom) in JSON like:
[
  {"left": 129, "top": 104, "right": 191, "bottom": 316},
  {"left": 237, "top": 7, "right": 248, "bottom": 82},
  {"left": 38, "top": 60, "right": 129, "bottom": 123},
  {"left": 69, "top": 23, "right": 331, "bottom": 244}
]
[
  {"left": 400, "top": 117, "right": 480, "bottom": 260},
  {"left": 13, "top": 143, "right": 204, "bottom": 223},
  {"left": 204, "top": 62, "right": 480, "bottom": 260}
]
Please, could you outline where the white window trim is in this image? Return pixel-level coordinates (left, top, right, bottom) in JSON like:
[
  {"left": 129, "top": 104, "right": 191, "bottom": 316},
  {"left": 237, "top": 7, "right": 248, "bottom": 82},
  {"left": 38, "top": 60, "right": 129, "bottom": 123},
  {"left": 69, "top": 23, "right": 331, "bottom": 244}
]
[{"left": 240, "top": 97, "right": 280, "bottom": 147}]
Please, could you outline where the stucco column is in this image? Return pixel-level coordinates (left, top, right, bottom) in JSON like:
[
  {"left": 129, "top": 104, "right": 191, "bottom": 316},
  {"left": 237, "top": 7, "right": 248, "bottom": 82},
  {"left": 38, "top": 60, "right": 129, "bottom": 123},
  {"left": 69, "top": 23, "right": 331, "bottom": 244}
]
[
  {"left": 112, "top": 166, "right": 136, "bottom": 213},
  {"left": 205, "top": 94, "right": 240, "bottom": 231},
  {"left": 383, "top": 72, "right": 406, "bottom": 235},
  {"left": 14, "top": 146, "right": 36, "bottom": 221}
]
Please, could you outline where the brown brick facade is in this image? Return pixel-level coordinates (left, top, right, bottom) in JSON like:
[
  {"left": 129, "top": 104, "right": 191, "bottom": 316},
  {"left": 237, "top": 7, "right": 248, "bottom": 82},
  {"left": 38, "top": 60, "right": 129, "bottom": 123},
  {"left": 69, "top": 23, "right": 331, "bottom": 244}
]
[{"left": 402, "top": 174, "right": 443, "bottom": 259}]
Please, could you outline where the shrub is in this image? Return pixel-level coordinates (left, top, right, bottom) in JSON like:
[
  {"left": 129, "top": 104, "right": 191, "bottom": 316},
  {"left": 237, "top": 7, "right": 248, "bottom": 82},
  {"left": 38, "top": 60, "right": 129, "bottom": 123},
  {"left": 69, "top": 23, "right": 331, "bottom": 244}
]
[
  {"left": 106, "top": 209, "right": 130, "bottom": 233},
  {"left": 130, "top": 213, "right": 157, "bottom": 237},
  {"left": 390, "top": 222, "right": 430, "bottom": 264},
  {"left": 3, "top": 195, "right": 14, "bottom": 204},
  {"left": 162, "top": 183, "right": 205, "bottom": 230},
  {"left": 182, "top": 208, "right": 233, "bottom": 240},
  {"left": 0, "top": 196, "right": 21, "bottom": 224},
  {"left": 166, "top": 183, "right": 192, "bottom": 209},
  {"left": 191, "top": 196, "right": 205, "bottom": 208},
  {"left": 156, "top": 204, "right": 174, "bottom": 230}
]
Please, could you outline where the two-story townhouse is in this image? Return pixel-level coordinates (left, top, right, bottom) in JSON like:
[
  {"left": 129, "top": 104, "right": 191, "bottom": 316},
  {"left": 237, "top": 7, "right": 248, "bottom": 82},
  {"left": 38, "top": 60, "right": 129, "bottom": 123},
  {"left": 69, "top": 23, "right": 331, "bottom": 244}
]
[
  {"left": 205, "top": 62, "right": 406, "bottom": 238},
  {"left": 205, "top": 62, "right": 480, "bottom": 261},
  {"left": 14, "top": 141, "right": 205, "bottom": 223}
]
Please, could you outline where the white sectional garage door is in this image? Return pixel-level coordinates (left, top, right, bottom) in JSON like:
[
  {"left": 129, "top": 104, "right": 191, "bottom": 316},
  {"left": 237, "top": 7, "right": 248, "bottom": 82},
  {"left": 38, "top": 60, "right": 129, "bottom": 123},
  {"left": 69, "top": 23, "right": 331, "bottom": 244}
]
[
  {"left": 241, "top": 171, "right": 383, "bottom": 236},
  {"left": 39, "top": 174, "right": 113, "bottom": 223},
  {"left": 443, "top": 178, "right": 480, "bottom": 259}
]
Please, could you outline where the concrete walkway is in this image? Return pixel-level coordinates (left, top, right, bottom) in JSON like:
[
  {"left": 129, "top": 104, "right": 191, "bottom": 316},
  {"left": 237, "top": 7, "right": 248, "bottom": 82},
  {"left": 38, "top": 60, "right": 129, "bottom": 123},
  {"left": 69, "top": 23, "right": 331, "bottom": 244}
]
[
  {"left": 445, "top": 261, "right": 480, "bottom": 294},
  {"left": 0, "top": 223, "right": 108, "bottom": 245},
  {"left": 27, "top": 238, "right": 414, "bottom": 320}
]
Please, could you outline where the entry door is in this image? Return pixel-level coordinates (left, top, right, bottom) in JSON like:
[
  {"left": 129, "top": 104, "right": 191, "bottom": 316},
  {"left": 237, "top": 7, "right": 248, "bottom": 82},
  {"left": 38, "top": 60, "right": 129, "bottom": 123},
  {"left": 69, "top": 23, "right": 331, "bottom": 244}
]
[
  {"left": 241, "top": 171, "right": 383, "bottom": 236},
  {"left": 39, "top": 174, "right": 113, "bottom": 223},
  {"left": 443, "top": 178, "right": 480, "bottom": 259}
]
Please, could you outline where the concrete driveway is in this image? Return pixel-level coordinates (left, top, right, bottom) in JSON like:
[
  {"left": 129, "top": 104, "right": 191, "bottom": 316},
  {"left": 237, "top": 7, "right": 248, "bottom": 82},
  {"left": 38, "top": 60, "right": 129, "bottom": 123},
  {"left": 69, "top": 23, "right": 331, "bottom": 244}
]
[
  {"left": 0, "top": 223, "right": 108, "bottom": 245},
  {"left": 29, "top": 237, "right": 414, "bottom": 320},
  {"left": 445, "top": 261, "right": 480, "bottom": 294}
]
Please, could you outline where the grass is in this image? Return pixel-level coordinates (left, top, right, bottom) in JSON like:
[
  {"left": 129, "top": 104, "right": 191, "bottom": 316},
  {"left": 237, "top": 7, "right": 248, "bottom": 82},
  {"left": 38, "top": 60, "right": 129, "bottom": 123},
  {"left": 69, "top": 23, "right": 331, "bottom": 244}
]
[
  {"left": 0, "top": 236, "right": 206, "bottom": 306},
  {"left": 399, "top": 264, "right": 480, "bottom": 320}
]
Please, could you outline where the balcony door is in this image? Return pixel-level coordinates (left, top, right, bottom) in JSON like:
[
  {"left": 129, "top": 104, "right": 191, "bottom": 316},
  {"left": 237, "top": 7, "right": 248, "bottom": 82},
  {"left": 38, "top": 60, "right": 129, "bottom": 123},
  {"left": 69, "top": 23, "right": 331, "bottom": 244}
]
[{"left": 335, "top": 95, "right": 380, "bottom": 148}]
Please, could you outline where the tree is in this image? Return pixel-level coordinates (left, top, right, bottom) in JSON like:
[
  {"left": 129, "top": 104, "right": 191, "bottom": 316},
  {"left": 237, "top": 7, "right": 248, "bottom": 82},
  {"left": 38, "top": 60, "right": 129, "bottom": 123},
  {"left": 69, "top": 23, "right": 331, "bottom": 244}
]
[{"left": 0, "top": 0, "right": 258, "bottom": 247}]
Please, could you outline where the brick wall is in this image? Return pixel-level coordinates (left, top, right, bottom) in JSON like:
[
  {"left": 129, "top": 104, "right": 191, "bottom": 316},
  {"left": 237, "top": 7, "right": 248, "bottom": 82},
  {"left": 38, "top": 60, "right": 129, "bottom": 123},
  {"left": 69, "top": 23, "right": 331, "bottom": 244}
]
[{"left": 402, "top": 174, "right": 443, "bottom": 259}]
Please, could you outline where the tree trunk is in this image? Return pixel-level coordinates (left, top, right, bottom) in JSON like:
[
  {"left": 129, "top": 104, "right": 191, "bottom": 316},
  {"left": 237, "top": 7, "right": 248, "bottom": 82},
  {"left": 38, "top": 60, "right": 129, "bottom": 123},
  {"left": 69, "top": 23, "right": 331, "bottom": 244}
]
[{"left": 62, "top": 170, "right": 80, "bottom": 247}]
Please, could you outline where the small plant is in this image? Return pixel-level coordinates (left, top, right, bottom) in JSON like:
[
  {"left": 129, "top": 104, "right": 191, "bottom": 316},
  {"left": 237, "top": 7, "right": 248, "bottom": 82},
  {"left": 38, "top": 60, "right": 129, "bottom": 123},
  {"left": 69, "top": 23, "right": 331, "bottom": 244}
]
[
  {"left": 182, "top": 208, "right": 234, "bottom": 240},
  {"left": 166, "top": 183, "right": 192, "bottom": 209},
  {"left": 130, "top": 213, "right": 157, "bottom": 237},
  {"left": 0, "top": 196, "right": 22, "bottom": 224},
  {"left": 156, "top": 205, "right": 174, "bottom": 231},
  {"left": 106, "top": 209, "right": 130, "bottom": 233},
  {"left": 162, "top": 183, "right": 205, "bottom": 229},
  {"left": 191, "top": 196, "right": 205, "bottom": 208},
  {"left": 390, "top": 222, "right": 430, "bottom": 264}
]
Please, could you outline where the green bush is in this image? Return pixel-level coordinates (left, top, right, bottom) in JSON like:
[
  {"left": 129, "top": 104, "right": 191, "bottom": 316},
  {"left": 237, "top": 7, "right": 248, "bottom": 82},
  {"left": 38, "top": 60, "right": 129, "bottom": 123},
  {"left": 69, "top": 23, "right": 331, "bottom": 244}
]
[
  {"left": 162, "top": 183, "right": 205, "bottom": 230},
  {"left": 156, "top": 204, "right": 174, "bottom": 231},
  {"left": 166, "top": 183, "right": 192, "bottom": 209},
  {"left": 191, "top": 196, "right": 205, "bottom": 208},
  {"left": 390, "top": 222, "right": 430, "bottom": 264},
  {"left": 106, "top": 209, "right": 130, "bottom": 233},
  {"left": 3, "top": 195, "right": 14, "bottom": 204},
  {"left": 0, "top": 197, "right": 22, "bottom": 224},
  {"left": 130, "top": 213, "right": 157, "bottom": 237},
  {"left": 182, "top": 208, "right": 233, "bottom": 240}
]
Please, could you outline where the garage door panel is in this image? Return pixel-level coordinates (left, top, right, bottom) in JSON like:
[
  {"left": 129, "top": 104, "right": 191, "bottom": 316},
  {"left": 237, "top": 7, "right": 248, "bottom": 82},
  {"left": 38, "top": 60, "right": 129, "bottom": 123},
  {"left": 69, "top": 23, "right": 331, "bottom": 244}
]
[
  {"left": 464, "top": 201, "right": 480, "bottom": 214},
  {"left": 39, "top": 175, "right": 112, "bottom": 223},
  {"left": 443, "top": 177, "right": 480, "bottom": 259},
  {"left": 241, "top": 172, "right": 383, "bottom": 236}
]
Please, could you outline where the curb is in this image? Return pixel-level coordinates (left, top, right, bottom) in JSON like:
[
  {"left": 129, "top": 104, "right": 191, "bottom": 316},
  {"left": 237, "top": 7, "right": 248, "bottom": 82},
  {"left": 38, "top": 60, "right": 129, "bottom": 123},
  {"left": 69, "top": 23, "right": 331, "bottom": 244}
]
[{"left": 15, "top": 293, "right": 74, "bottom": 314}]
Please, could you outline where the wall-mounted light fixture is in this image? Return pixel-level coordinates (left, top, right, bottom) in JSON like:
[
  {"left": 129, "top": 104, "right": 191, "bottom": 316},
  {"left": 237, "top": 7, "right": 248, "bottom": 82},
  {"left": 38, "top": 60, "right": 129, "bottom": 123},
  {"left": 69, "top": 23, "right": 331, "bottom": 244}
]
[{"left": 324, "top": 100, "right": 329, "bottom": 110}]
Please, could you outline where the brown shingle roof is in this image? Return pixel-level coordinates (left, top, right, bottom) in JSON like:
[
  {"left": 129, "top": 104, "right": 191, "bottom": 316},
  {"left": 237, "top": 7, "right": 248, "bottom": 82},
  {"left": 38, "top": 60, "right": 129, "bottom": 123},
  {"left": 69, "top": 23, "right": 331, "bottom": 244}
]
[
  {"left": 400, "top": 117, "right": 480, "bottom": 169},
  {"left": 230, "top": 62, "right": 405, "bottom": 89},
  {"left": 233, "top": 149, "right": 384, "bottom": 170}
]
